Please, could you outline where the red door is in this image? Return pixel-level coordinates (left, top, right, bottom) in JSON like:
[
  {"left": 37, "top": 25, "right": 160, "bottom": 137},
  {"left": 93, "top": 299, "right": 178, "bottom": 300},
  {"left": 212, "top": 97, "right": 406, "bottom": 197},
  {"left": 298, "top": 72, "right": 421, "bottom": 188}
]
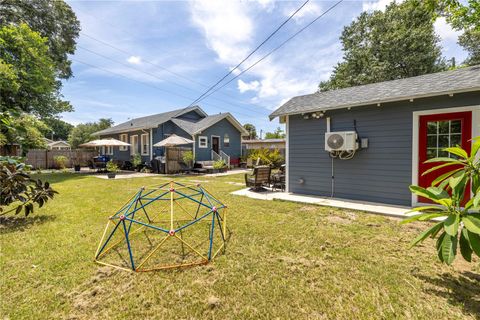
[{"left": 418, "top": 111, "right": 472, "bottom": 204}]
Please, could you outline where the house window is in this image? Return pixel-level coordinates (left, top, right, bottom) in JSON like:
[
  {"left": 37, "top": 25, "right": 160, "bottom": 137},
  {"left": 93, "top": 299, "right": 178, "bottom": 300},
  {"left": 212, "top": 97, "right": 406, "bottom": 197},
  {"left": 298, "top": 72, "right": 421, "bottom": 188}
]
[
  {"left": 426, "top": 120, "right": 462, "bottom": 159},
  {"left": 130, "top": 135, "right": 138, "bottom": 155},
  {"left": 223, "top": 134, "right": 230, "bottom": 147},
  {"left": 119, "top": 134, "right": 128, "bottom": 151},
  {"left": 141, "top": 133, "right": 149, "bottom": 155},
  {"left": 199, "top": 136, "right": 208, "bottom": 148},
  {"left": 102, "top": 146, "right": 113, "bottom": 155}
]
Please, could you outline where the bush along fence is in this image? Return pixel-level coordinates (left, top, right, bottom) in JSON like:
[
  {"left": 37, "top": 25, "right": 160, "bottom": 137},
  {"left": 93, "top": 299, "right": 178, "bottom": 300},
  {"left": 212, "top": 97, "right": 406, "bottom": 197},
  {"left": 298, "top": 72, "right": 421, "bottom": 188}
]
[{"left": 25, "top": 149, "right": 97, "bottom": 169}]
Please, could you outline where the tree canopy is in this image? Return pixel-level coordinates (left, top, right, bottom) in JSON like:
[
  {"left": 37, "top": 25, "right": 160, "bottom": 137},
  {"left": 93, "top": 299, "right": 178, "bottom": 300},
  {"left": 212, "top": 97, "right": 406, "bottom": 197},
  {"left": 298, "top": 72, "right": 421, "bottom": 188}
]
[
  {"left": 319, "top": 0, "right": 446, "bottom": 92},
  {"left": 41, "top": 118, "right": 74, "bottom": 141},
  {"left": 264, "top": 127, "right": 285, "bottom": 139},
  {"left": 0, "top": 0, "right": 81, "bottom": 79},
  {"left": 0, "top": 23, "right": 72, "bottom": 118},
  {"left": 68, "top": 119, "right": 114, "bottom": 149},
  {"left": 243, "top": 123, "right": 258, "bottom": 140}
]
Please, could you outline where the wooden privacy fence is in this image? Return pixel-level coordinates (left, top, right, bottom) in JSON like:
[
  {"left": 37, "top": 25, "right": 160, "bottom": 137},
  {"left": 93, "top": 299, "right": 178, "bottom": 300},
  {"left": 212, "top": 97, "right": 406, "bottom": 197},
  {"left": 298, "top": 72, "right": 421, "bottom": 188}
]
[
  {"left": 166, "top": 147, "right": 191, "bottom": 173},
  {"left": 25, "top": 149, "right": 98, "bottom": 169}
]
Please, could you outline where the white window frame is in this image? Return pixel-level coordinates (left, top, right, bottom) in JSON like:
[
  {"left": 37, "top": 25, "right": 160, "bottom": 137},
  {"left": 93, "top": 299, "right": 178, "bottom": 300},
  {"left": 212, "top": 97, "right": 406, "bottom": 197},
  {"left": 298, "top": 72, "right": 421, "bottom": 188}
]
[
  {"left": 141, "top": 133, "right": 149, "bottom": 156},
  {"left": 119, "top": 134, "right": 128, "bottom": 151},
  {"left": 199, "top": 136, "right": 208, "bottom": 148},
  {"left": 130, "top": 135, "right": 138, "bottom": 156},
  {"left": 101, "top": 146, "right": 113, "bottom": 155},
  {"left": 223, "top": 134, "right": 230, "bottom": 147},
  {"left": 411, "top": 105, "right": 480, "bottom": 206}
]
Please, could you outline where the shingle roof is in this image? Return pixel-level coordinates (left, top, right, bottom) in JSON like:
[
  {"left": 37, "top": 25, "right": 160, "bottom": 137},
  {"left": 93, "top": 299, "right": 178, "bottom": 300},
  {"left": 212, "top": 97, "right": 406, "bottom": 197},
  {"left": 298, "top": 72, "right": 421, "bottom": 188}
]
[
  {"left": 95, "top": 106, "right": 204, "bottom": 135},
  {"left": 269, "top": 65, "right": 480, "bottom": 120},
  {"left": 172, "top": 113, "right": 249, "bottom": 136}
]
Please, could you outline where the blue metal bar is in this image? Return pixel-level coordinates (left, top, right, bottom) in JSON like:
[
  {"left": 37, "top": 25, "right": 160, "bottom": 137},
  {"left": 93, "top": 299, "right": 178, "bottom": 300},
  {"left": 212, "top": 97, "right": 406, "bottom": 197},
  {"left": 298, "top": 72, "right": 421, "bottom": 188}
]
[
  {"left": 124, "top": 217, "right": 170, "bottom": 233},
  {"left": 122, "top": 190, "right": 170, "bottom": 217},
  {"left": 175, "top": 209, "right": 214, "bottom": 233},
  {"left": 215, "top": 212, "right": 225, "bottom": 241},
  {"left": 201, "top": 188, "right": 213, "bottom": 206},
  {"left": 95, "top": 220, "right": 121, "bottom": 258},
  {"left": 122, "top": 220, "right": 135, "bottom": 270},
  {"left": 194, "top": 193, "right": 204, "bottom": 219},
  {"left": 207, "top": 212, "right": 216, "bottom": 260},
  {"left": 175, "top": 190, "right": 212, "bottom": 210},
  {"left": 113, "top": 190, "right": 141, "bottom": 217},
  {"left": 137, "top": 199, "right": 151, "bottom": 223},
  {"left": 172, "top": 192, "right": 203, "bottom": 201}
]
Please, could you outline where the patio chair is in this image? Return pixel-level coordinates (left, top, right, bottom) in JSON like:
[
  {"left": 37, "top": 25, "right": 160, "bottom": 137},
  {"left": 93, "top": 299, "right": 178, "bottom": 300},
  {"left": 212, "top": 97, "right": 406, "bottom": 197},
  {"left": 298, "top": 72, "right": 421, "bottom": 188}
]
[{"left": 245, "top": 165, "right": 271, "bottom": 191}]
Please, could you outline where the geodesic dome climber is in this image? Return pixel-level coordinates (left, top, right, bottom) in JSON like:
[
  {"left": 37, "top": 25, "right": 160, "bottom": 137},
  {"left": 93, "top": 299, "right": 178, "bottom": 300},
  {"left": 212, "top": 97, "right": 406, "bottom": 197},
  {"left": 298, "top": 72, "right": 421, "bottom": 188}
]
[{"left": 94, "top": 181, "right": 229, "bottom": 272}]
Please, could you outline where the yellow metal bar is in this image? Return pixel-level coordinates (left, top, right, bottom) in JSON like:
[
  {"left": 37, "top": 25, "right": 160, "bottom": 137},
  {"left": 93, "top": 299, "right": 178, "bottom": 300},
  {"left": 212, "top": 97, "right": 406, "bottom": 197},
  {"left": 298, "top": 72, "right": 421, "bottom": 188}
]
[
  {"left": 174, "top": 199, "right": 196, "bottom": 220},
  {"left": 95, "top": 221, "right": 111, "bottom": 258},
  {"left": 174, "top": 234, "right": 209, "bottom": 260},
  {"left": 135, "top": 234, "right": 170, "bottom": 271},
  {"left": 170, "top": 181, "right": 174, "bottom": 230},
  {"left": 136, "top": 259, "right": 208, "bottom": 272},
  {"left": 94, "top": 260, "right": 134, "bottom": 272},
  {"left": 96, "top": 224, "right": 146, "bottom": 259},
  {"left": 212, "top": 242, "right": 225, "bottom": 259}
]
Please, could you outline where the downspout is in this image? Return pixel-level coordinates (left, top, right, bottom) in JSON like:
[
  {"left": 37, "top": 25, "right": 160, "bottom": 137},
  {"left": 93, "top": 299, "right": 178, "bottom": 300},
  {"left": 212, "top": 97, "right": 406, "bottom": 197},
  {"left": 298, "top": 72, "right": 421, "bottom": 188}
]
[
  {"left": 150, "top": 128, "right": 153, "bottom": 161},
  {"left": 192, "top": 134, "right": 196, "bottom": 162}
]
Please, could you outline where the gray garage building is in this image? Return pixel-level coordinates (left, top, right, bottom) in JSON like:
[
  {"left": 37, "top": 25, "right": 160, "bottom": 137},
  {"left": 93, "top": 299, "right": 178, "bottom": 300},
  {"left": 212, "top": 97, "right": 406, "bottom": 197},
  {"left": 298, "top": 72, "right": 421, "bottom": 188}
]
[{"left": 269, "top": 66, "right": 480, "bottom": 206}]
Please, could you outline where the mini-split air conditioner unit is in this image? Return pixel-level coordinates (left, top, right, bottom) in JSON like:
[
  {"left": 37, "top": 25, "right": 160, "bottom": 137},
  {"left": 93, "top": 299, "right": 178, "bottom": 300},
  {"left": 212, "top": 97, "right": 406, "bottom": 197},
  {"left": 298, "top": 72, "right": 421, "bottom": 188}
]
[{"left": 325, "top": 131, "right": 358, "bottom": 152}]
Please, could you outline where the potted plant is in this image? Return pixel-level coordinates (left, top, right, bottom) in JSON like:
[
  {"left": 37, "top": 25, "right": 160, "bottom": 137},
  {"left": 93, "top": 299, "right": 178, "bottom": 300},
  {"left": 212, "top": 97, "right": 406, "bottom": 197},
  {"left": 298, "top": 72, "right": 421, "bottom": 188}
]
[
  {"left": 132, "top": 153, "right": 142, "bottom": 171},
  {"left": 72, "top": 155, "right": 81, "bottom": 172},
  {"left": 106, "top": 160, "right": 119, "bottom": 179},
  {"left": 213, "top": 160, "right": 227, "bottom": 173},
  {"left": 182, "top": 150, "right": 195, "bottom": 169}
]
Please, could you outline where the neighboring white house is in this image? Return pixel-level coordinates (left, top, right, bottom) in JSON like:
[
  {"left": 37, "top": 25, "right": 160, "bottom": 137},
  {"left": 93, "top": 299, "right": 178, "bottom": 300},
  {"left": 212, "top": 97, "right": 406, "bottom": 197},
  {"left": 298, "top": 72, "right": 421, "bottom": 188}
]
[{"left": 46, "top": 140, "right": 71, "bottom": 150}]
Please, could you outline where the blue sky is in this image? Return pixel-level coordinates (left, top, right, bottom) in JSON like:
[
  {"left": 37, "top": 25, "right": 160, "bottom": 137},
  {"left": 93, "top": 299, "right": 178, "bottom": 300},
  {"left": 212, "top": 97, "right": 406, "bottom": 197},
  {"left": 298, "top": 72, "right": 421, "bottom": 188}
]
[{"left": 62, "top": 0, "right": 467, "bottom": 135}]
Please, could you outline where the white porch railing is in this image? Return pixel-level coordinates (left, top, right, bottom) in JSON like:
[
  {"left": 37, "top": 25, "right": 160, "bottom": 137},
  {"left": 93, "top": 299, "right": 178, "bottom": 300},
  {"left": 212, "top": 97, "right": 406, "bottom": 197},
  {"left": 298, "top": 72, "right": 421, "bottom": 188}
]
[
  {"left": 220, "top": 150, "right": 231, "bottom": 168},
  {"left": 211, "top": 150, "right": 221, "bottom": 161}
]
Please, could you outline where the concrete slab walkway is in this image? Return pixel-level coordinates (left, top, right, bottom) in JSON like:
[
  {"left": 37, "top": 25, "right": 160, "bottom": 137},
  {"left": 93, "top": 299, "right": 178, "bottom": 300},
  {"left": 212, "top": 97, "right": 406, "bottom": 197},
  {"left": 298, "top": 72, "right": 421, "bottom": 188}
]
[{"left": 231, "top": 187, "right": 414, "bottom": 219}]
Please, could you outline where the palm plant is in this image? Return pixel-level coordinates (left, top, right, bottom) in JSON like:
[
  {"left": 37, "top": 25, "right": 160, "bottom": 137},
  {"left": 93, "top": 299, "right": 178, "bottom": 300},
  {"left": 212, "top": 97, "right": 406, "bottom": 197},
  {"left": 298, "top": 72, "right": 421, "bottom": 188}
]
[{"left": 404, "top": 137, "right": 480, "bottom": 265}]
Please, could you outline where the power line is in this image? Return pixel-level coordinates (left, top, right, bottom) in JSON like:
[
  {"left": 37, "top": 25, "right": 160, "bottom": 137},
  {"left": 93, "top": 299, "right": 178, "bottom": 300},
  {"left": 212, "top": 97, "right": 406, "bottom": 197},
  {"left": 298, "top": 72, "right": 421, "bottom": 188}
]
[
  {"left": 70, "top": 58, "right": 264, "bottom": 119},
  {"left": 79, "top": 32, "right": 267, "bottom": 112},
  {"left": 197, "top": 0, "right": 344, "bottom": 104},
  {"left": 187, "top": 0, "right": 310, "bottom": 107},
  {"left": 76, "top": 45, "right": 269, "bottom": 116}
]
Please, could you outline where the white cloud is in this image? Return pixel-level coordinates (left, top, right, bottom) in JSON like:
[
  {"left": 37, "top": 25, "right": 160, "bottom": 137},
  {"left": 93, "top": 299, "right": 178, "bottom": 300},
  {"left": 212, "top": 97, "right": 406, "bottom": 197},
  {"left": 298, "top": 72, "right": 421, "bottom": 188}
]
[
  {"left": 237, "top": 79, "right": 260, "bottom": 93},
  {"left": 189, "top": 0, "right": 253, "bottom": 64},
  {"left": 283, "top": 0, "right": 322, "bottom": 22},
  {"left": 127, "top": 55, "right": 142, "bottom": 64},
  {"left": 362, "top": 0, "right": 396, "bottom": 12},
  {"left": 434, "top": 17, "right": 461, "bottom": 42}
]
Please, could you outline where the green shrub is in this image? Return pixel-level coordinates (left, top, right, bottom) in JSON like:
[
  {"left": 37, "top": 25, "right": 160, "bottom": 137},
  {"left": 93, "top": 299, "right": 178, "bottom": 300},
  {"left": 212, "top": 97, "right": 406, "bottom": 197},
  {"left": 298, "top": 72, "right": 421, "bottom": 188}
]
[
  {"left": 106, "top": 160, "right": 119, "bottom": 173},
  {"left": 247, "top": 148, "right": 284, "bottom": 168},
  {"left": 182, "top": 151, "right": 195, "bottom": 167},
  {"left": 53, "top": 155, "right": 68, "bottom": 169},
  {"left": 132, "top": 153, "right": 142, "bottom": 167},
  {"left": 213, "top": 160, "right": 226, "bottom": 169},
  {"left": 404, "top": 137, "right": 480, "bottom": 265},
  {"left": 0, "top": 157, "right": 57, "bottom": 216}
]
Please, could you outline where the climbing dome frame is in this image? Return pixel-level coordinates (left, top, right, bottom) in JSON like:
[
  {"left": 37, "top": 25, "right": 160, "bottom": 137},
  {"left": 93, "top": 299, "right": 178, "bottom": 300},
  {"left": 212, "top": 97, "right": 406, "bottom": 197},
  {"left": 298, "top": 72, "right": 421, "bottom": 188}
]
[{"left": 94, "top": 181, "right": 229, "bottom": 272}]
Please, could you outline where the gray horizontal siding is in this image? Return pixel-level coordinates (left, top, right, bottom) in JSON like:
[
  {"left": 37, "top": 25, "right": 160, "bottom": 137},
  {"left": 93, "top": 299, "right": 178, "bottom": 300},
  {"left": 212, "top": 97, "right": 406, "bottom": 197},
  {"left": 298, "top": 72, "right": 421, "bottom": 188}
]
[{"left": 288, "top": 91, "right": 480, "bottom": 206}]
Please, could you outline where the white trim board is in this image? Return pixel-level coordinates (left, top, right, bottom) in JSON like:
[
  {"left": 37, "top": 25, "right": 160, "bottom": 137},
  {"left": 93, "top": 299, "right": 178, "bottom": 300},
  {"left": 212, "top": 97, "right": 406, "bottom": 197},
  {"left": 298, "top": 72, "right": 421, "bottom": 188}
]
[
  {"left": 411, "top": 105, "right": 480, "bottom": 206},
  {"left": 285, "top": 115, "right": 290, "bottom": 193}
]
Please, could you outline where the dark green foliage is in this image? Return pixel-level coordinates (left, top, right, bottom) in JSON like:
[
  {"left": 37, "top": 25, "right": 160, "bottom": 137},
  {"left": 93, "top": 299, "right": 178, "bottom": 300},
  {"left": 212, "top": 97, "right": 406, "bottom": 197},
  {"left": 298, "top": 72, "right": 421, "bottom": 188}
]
[
  {"left": 0, "top": 157, "right": 57, "bottom": 216},
  {"left": 320, "top": 0, "right": 446, "bottom": 91},
  {"left": 41, "top": 117, "right": 74, "bottom": 141},
  {"left": 243, "top": 123, "right": 257, "bottom": 140},
  {"left": 404, "top": 137, "right": 480, "bottom": 265},
  {"left": 68, "top": 118, "right": 114, "bottom": 148},
  {"left": 0, "top": 0, "right": 81, "bottom": 79},
  {"left": 264, "top": 127, "right": 285, "bottom": 139}
]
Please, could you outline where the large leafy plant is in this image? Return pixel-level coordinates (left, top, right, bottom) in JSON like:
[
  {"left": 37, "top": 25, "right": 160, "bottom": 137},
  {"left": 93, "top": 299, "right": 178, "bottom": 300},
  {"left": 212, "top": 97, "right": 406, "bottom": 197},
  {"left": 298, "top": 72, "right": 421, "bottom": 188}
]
[
  {"left": 404, "top": 137, "right": 480, "bottom": 265},
  {"left": 0, "top": 157, "right": 57, "bottom": 216}
]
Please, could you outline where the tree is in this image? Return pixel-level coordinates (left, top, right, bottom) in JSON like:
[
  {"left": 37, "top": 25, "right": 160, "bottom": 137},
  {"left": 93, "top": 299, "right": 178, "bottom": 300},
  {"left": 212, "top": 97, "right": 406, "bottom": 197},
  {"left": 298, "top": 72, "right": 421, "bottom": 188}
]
[
  {"left": 319, "top": 0, "right": 446, "bottom": 91},
  {"left": 68, "top": 119, "right": 114, "bottom": 148},
  {"left": 1, "top": 111, "right": 48, "bottom": 153},
  {"left": 243, "top": 123, "right": 257, "bottom": 140},
  {"left": 41, "top": 117, "right": 74, "bottom": 141},
  {"left": 0, "top": 0, "right": 81, "bottom": 79},
  {"left": 429, "top": 0, "right": 480, "bottom": 65},
  {"left": 0, "top": 23, "right": 72, "bottom": 118},
  {"left": 264, "top": 127, "right": 285, "bottom": 139}
]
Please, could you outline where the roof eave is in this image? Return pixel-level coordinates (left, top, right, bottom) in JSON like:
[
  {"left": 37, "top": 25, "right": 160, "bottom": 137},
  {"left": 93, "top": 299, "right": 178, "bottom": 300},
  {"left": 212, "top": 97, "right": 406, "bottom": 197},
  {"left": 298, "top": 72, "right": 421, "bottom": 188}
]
[{"left": 269, "top": 87, "right": 480, "bottom": 120}]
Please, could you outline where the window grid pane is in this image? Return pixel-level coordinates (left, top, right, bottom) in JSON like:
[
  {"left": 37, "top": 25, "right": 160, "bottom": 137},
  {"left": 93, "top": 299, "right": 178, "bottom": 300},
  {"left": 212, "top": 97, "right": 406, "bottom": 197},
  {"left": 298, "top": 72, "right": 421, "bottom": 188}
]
[{"left": 425, "top": 119, "right": 461, "bottom": 160}]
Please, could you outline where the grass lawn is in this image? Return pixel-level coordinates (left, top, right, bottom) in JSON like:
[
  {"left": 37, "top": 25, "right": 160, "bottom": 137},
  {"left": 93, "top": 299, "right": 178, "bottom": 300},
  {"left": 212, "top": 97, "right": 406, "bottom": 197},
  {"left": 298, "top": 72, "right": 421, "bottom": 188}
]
[{"left": 1, "top": 173, "right": 479, "bottom": 319}]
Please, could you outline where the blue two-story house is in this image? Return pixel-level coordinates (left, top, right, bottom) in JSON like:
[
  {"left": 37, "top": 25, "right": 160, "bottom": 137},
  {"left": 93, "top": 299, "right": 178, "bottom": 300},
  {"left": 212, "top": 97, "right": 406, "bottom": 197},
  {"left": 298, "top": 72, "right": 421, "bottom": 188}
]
[{"left": 94, "top": 106, "right": 248, "bottom": 165}]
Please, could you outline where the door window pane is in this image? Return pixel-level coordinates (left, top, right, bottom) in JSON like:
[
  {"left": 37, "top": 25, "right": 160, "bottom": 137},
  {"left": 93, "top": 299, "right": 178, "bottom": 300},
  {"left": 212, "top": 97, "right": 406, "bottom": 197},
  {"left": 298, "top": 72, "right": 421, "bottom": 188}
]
[{"left": 424, "top": 119, "right": 462, "bottom": 159}]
